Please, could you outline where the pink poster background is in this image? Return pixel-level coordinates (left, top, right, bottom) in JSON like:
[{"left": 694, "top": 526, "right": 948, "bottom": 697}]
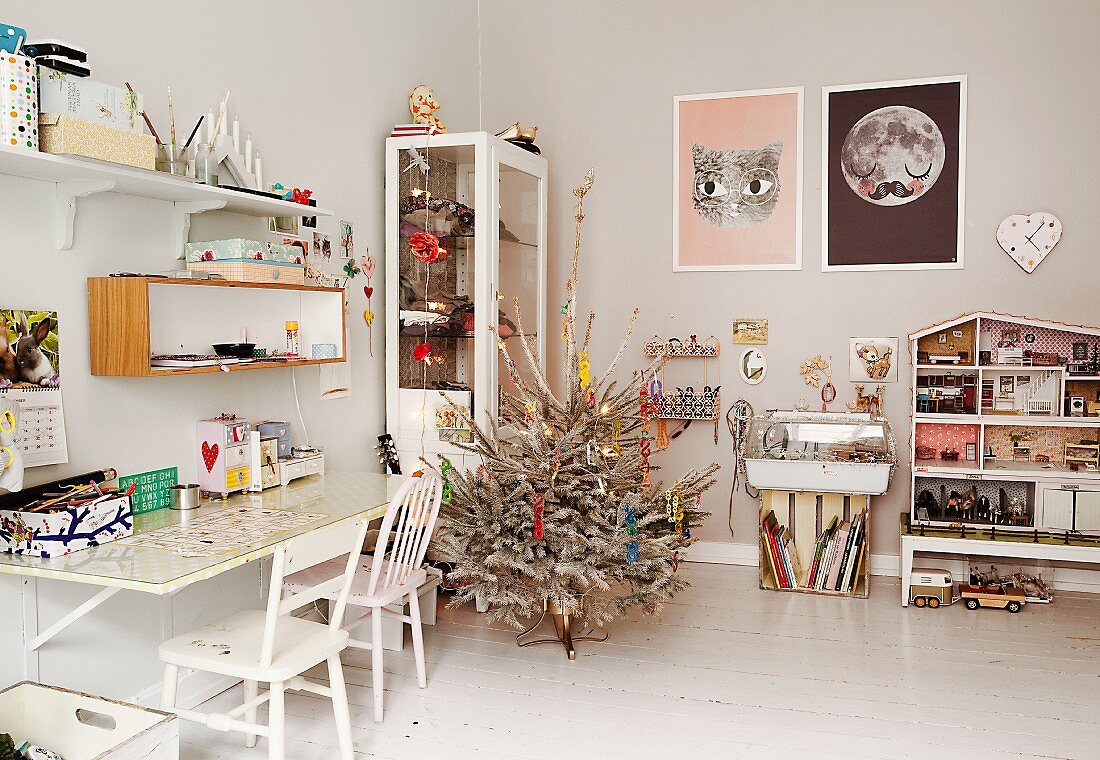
[{"left": 676, "top": 90, "right": 801, "bottom": 269}]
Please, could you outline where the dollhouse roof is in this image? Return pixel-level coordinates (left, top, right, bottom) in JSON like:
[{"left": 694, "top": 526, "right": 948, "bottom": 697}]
[{"left": 908, "top": 311, "right": 1100, "bottom": 341}]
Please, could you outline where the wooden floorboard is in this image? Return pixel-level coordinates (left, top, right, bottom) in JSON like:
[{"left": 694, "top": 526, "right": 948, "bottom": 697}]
[{"left": 182, "top": 563, "right": 1094, "bottom": 759}]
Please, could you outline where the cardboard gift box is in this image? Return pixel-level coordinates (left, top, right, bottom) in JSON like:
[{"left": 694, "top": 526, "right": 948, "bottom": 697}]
[
  {"left": 1, "top": 53, "right": 38, "bottom": 150},
  {"left": 186, "top": 259, "right": 305, "bottom": 285},
  {"left": 38, "top": 64, "right": 143, "bottom": 132},
  {"left": 185, "top": 239, "right": 305, "bottom": 265},
  {"left": 39, "top": 113, "right": 156, "bottom": 169},
  {"left": 0, "top": 493, "right": 133, "bottom": 557}
]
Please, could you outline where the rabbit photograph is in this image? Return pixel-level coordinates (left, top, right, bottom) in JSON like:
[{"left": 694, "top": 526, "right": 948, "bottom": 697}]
[{"left": 0, "top": 309, "right": 60, "bottom": 389}]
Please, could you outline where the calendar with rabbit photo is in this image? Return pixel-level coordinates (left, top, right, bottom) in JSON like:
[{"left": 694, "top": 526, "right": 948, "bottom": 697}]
[{"left": 0, "top": 308, "right": 68, "bottom": 467}]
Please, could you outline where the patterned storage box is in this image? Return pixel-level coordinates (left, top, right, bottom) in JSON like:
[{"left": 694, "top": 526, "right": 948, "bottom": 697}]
[
  {"left": 185, "top": 239, "right": 305, "bottom": 264},
  {"left": 38, "top": 64, "right": 143, "bottom": 132},
  {"left": 186, "top": 259, "right": 305, "bottom": 285},
  {"left": 0, "top": 494, "right": 133, "bottom": 557},
  {"left": 2, "top": 53, "right": 38, "bottom": 150},
  {"left": 39, "top": 114, "right": 156, "bottom": 169},
  {"left": 311, "top": 343, "right": 338, "bottom": 359}
]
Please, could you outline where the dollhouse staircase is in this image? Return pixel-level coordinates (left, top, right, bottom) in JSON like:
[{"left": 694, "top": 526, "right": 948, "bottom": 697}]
[{"left": 1024, "top": 370, "right": 1056, "bottom": 415}]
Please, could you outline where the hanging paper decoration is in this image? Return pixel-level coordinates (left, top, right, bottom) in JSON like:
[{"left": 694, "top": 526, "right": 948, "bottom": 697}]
[
  {"left": 413, "top": 342, "right": 432, "bottom": 363},
  {"left": 409, "top": 231, "right": 445, "bottom": 263},
  {"left": 655, "top": 419, "right": 670, "bottom": 451},
  {"left": 342, "top": 258, "right": 360, "bottom": 280},
  {"left": 361, "top": 253, "right": 375, "bottom": 357},
  {"left": 532, "top": 492, "right": 545, "bottom": 540}
]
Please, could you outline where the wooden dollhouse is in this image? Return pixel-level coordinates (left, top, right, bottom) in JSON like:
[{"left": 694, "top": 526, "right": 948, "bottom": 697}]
[{"left": 909, "top": 313, "right": 1100, "bottom": 533}]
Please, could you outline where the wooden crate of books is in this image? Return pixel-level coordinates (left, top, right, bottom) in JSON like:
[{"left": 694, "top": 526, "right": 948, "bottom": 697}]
[{"left": 759, "top": 490, "right": 870, "bottom": 598}]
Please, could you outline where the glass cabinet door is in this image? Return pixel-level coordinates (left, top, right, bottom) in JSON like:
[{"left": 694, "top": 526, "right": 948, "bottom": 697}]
[
  {"left": 492, "top": 157, "right": 546, "bottom": 421},
  {"left": 394, "top": 142, "right": 478, "bottom": 450},
  {"left": 387, "top": 134, "right": 547, "bottom": 465}
]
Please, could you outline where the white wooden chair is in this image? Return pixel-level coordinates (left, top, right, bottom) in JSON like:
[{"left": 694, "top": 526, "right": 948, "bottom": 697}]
[
  {"left": 283, "top": 473, "right": 443, "bottom": 723},
  {"left": 158, "top": 516, "right": 369, "bottom": 760}
]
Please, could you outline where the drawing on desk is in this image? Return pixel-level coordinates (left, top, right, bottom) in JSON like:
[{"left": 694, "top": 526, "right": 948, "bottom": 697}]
[
  {"left": 0, "top": 308, "right": 67, "bottom": 467},
  {"left": 119, "top": 508, "right": 327, "bottom": 558}
]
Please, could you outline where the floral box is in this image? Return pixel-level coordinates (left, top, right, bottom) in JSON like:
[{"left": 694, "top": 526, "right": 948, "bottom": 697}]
[
  {"left": 185, "top": 239, "right": 304, "bottom": 265},
  {"left": 0, "top": 494, "right": 133, "bottom": 557},
  {"left": 39, "top": 114, "right": 156, "bottom": 170}
]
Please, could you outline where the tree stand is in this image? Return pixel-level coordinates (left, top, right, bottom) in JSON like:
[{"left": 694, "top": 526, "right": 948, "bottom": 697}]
[{"left": 516, "top": 597, "right": 608, "bottom": 660}]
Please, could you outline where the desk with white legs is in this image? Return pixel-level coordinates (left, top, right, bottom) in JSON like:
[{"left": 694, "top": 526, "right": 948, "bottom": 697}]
[
  {"left": 0, "top": 472, "right": 397, "bottom": 680},
  {"left": 899, "top": 519, "right": 1100, "bottom": 606}
]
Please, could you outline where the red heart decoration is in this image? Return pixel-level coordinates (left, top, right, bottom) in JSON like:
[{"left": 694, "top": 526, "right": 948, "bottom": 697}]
[
  {"left": 201, "top": 441, "right": 219, "bottom": 472},
  {"left": 363, "top": 286, "right": 374, "bottom": 298}
]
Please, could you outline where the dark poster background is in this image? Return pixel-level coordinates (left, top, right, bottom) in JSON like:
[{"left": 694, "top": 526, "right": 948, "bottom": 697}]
[{"left": 825, "top": 80, "right": 962, "bottom": 268}]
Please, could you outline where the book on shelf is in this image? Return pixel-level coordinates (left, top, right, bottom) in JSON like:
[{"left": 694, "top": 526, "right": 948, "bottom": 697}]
[
  {"left": 390, "top": 123, "right": 442, "bottom": 137},
  {"left": 807, "top": 515, "right": 838, "bottom": 589},
  {"left": 761, "top": 510, "right": 787, "bottom": 588},
  {"left": 150, "top": 354, "right": 236, "bottom": 368},
  {"left": 782, "top": 528, "right": 803, "bottom": 587},
  {"left": 825, "top": 520, "right": 850, "bottom": 591},
  {"left": 839, "top": 512, "right": 865, "bottom": 593}
]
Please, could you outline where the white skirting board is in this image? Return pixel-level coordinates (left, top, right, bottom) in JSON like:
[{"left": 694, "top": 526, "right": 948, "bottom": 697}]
[{"left": 683, "top": 540, "right": 1100, "bottom": 593}]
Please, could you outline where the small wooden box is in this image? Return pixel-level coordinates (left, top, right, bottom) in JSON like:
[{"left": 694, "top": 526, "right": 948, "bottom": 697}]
[{"left": 0, "top": 681, "right": 178, "bottom": 759}]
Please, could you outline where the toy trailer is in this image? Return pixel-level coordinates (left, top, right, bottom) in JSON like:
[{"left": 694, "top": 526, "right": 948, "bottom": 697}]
[
  {"left": 960, "top": 584, "right": 1026, "bottom": 613},
  {"left": 909, "top": 569, "right": 954, "bottom": 608}
]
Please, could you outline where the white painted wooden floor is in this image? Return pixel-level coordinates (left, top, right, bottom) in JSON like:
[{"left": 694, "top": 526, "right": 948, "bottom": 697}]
[{"left": 181, "top": 563, "right": 1100, "bottom": 759}]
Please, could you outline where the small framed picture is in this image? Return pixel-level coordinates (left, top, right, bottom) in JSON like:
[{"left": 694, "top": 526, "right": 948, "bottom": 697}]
[
  {"left": 1073, "top": 342, "right": 1089, "bottom": 361},
  {"left": 1002, "top": 328, "right": 1020, "bottom": 344},
  {"left": 269, "top": 216, "right": 299, "bottom": 237},
  {"left": 1024, "top": 332, "right": 1036, "bottom": 344},
  {"left": 965, "top": 442, "right": 977, "bottom": 461},
  {"left": 732, "top": 318, "right": 768, "bottom": 345},
  {"left": 849, "top": 337, "right": 899, "bottom": 382},
  {"left": 937, "top": 333, "right": 948, "bottom": 344},
  {"left": 952, "top": 330, "right": 963, "bottom": 338}
]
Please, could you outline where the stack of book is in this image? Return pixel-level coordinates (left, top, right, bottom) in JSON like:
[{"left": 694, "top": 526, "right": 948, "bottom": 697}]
[
  {"left": 761, "top": 509, "right": 867, "bottom": 594},
  {"left": 390, "top": 122, "right": 442, "bottom": 137}
]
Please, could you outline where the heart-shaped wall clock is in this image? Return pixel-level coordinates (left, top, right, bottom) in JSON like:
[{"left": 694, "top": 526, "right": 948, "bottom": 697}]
[
  {"left": 997, "top": 212, "right": 1062, "bottom": 273},
  {"left": 201, "top": 441, "right": 219, "bottom": 472}
]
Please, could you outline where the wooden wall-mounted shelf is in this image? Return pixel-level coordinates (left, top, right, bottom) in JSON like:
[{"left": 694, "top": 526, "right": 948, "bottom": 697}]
[
  {"left": 88, "top": 277, "right": 346, "bottom": 377},
  {"left": 0, "top": 146, "right": 332, "bottom": 250}
]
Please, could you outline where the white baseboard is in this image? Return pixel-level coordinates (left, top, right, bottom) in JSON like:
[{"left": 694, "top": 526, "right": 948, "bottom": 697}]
[
  {"left": 132, "top": 668, "right": 239, "bottom": 711},
  {"left": 684, "top": 540, "right": 1100, "bottom": 594}
]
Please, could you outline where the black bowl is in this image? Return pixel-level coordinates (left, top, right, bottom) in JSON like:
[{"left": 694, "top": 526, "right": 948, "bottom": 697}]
[{"left": 212, "top": 342, "right": 256, "bottom": 358}]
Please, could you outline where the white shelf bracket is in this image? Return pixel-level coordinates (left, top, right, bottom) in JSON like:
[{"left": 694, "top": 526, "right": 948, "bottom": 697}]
[
  {"left": 27, "top": 585, "right": 122, "bottom": 652},
  {"left": 55, "top": 179, "right": 116, "bottom": 250},
  {"left": 171, "top": 199, "right": 227, "bottom": 260}
]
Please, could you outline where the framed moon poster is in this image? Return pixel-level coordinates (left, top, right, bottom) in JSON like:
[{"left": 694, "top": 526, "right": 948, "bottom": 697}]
[
  {"left": 822, "top": 76, "right": 966, "bottom": 271},
  {"left": 674, "top": 87, "right": 803, "bottom": 271}
]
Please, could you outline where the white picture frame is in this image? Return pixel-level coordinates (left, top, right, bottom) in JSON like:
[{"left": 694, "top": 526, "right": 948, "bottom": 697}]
[
  {"left": 673, "top": 86, "right": 803, "bottom": 272},
  {"left": 821, "top": 75, "right": 967, "bottom": 272}
]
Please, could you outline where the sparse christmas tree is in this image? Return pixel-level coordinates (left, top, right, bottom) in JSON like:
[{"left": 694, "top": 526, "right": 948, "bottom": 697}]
[{"left": 435, "top": 171, "right": 719, "bottom": 658}]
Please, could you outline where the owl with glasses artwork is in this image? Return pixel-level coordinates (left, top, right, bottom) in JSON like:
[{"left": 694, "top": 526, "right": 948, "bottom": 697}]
[{"left": 690, "top": 141, "right": 782, "bottom": 228}]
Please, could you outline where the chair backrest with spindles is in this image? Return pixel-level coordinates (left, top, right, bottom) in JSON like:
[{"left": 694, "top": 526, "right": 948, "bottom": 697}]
[
  {"left": 366, "top": 473, "right": 443, "bottom": 598},
  {"left": 260, "top": 516, "right": 369, "bottom": 668}
]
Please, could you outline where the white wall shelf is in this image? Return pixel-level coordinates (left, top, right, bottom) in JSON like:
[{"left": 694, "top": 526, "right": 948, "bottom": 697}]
[{"left": 0, "top": 146, "right": 332, "bottom": 250}]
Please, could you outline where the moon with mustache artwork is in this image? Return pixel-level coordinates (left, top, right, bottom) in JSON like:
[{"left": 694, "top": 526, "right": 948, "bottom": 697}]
[{"left": 840, "top": 106, "right": 945, "bottom": 206}]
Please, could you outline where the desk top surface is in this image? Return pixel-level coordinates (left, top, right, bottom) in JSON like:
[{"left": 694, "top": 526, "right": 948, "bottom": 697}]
[{"left": 0, "top": 472, "right": 399, "bottom": 594}]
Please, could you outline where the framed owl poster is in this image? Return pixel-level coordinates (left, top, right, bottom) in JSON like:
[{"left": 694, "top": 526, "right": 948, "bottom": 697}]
[
  {"left": 673, "top": 87, "right": 803, "bottom": 271},
  {"left": 822, "top": 76, "right": 967, "bottom": 271}
]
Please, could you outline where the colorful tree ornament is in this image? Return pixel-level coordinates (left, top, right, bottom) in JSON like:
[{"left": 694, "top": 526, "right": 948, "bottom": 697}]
[
  {"left": 532, "top": 492, "right": 545, "bottom": 540},
  {"left": 578, "top": 350, "right": 592, "bottom": 389}
]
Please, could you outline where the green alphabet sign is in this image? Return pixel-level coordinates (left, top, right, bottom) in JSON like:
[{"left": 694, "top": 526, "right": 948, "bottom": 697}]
[{"left": 118, "top": 467, "right": 179, "bottom": 515}]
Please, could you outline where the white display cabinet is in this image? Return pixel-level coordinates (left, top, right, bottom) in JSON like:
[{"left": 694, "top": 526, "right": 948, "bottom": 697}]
[{"left": 385, "top": 132, "right": 547, "bottom": 471}]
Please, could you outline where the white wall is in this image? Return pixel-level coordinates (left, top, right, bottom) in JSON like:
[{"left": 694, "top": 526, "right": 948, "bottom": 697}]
[
  {"left": 476, "top": 0, "right": 1100, "bottom": 556},
  {"left": 0, "top": 0, "right": 479, "bottom": 698}
]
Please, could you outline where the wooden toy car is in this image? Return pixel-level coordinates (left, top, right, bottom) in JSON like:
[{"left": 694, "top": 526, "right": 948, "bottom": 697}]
[{"left": 960, "top": 584, "right": 1025, "bottom": 613}]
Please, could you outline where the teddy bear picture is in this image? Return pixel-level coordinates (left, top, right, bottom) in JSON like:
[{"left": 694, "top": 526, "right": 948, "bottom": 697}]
[{"left": 849, "top": 337, "right": 898, "bottom": 383}]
